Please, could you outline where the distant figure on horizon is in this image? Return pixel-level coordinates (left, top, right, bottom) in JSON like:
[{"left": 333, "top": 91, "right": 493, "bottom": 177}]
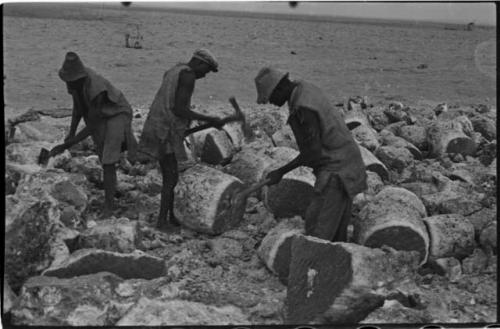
[
  {"left": 48, "top": 52, "right": 138, "bottom": 217},
  {"left": 254, "top": 67, "right": 367, "bottom": 242},
  {"left": 138, "top": 49, "right": 225, "bottom": 230}
]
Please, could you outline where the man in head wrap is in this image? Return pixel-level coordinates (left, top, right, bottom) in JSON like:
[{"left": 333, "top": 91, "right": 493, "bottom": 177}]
[
  {"left": 138, "top": 48, "right": 224, "bottom": 229},
  {"left": 254, "top": 67, "right": 367, "bottom": 242},
  {"left": 49, "top": 51, "right": 138, "bottom": 218}
]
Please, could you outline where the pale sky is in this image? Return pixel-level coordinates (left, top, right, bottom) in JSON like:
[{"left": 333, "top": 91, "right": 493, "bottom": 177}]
[{"left": 132, "top": 1, "right": 496, "bottom": 26}]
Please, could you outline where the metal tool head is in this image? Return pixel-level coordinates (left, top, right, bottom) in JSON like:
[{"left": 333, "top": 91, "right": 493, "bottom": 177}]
[
  {"left": 229, "top": 96, "right": 254, "bottom": 140},
  {"left": 37, "top": 148, "right": 50, "bottom": 166}
]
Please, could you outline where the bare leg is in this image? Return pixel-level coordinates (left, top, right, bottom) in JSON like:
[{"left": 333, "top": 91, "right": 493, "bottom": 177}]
[
  {"left": 158, "top": 152, "right": 180, "bottom": 229},
  {"left": 103, "top": 163, "right": 117, "bottom": 217}
]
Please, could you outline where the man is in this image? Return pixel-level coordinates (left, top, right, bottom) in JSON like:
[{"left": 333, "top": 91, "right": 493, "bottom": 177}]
[
  {"left": 138, "top": 49, "right": 224, "bottom": 229},
  {"left": 255, "top": 67, "right": 367, "bottom": 242},
  {"left": 49, "top": 52, "right": 138, "bottom": 217}
]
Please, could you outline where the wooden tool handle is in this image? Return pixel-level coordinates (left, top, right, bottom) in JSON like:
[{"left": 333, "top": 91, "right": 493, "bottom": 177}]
[{"left": 231, "top": 178, "right": 271, "bottom": 207}]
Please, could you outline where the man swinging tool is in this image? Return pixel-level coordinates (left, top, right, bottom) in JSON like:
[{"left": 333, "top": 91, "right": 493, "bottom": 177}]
[
  {"left": 47, "top": 52, "right": 138, "bottom": 218},
  {"left": 138, "top": 49, "right": 226, "bottom": 230},
  {"left": 254, "top": 67, "right": 367, "bottom": 242}
]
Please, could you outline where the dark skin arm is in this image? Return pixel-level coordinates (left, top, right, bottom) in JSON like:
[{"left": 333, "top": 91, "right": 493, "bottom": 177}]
[
  {"left": 266, "top": 108, "right": 322, "bottom": 185},
  {"left": 65, "top": 95, "right": 83, "bottom": 142},
  {"left": 172, "top": 70, "right": 223, "bottom": 127},
  {"left": 49, "top": 93, "right": 108, "bottom": 157}
]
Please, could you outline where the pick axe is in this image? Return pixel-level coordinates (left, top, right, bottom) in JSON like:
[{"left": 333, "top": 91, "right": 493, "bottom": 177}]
[
  {"left": 229, "top": 177, "right": 271, "bottom": 220},
  {"left": 184, "top": 97, "right": 253, "bottom": 138}
]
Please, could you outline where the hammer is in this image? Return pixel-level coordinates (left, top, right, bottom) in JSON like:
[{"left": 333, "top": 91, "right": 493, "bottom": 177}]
[{"left": 184, "top": 97, "right": 253, "bottom": 138}]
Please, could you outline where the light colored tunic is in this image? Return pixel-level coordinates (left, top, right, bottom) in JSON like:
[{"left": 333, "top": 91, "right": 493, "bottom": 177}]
[
  {"left": 138, "top": 64, "right": 192, "bottom": 161},
  {"left": 71, "top": 68, "right": 137, "bottom": 164}
]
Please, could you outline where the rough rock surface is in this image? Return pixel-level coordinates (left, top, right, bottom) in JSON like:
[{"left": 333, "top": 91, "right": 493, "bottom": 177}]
[
  {"left": 286, "top": 236, "right": 419, "bottom": 324},
  {"left": 61, "top": 155, "right": 103, "bottom": 186},
  {"left": 5, "top": 195, "right": 62, "bottom": 292},
  {"left": 201, "top": 129, "right": 236, "bottom": 165},
  {"left": 470, "top": 115, "right": 496, "bottom": 141},
  {"left": 428, "top": 257, "right": 463, "bottom": 282},
  {"left": 366, "top": 106, "right": 390, "bottom": 131},
  {"left": 355, "top": 186, "right": 429, "bottom": 263},
  {"left": 423, "top": 214, "right": 475, "bottom": 260},
  {"left": 379, "top": 129, "right": 422, "bottom": 160},
  {"left": 352, "top": 124, "right": 380, "bottom": 151},
  {"left": 271, "top": 125, "right": 298, "bottom": 150},
  {"left": 398, "top": 125, "right": 428, "bottom": 150},
  {"left": 76, "top": 217, "right": 142, "bottom": 253},
  {"left": 43, "top": 249, "right": 166, "bottom": 280},
  {"left": 10, "top": 272, "right": 133, "bottom": 326},
  {"left": 426, "top": 117, "right": 477, "bottom": 157},
  {"left": 4, "top": 99, "right": 496, "bottom": 326},
  {"left": 223, "top": 145, "right": 274, "bottom": 185},
  {"left": 3, "top": 278, "right": 17, "bottom": 314},
  {"left": 361, "top": 300, "right": 430, "bottom": 323},
  {"left": 465, "top": 207, "right": 496, "bottom": 237},
  {"left": 174, "top": 164, "right": 245, "bottom": 234},
  {"left": 117, "top": 297, "right": 249, "bottom": 325},
  {"left": 375, "top": 145, "right": 414, "bottom": 173},
  {"left": 5, "top": 141, "right": 54, "bottom": 165},
  {"left": 479, "top": 222, "right": 497, "bottom": 254},
  {"left": 461, "top": 249, "right": 489, "bottom": 275}
]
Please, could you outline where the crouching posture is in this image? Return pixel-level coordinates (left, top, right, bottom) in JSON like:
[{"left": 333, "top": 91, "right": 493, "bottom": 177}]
[
  {"left": 138, "top": 49, "right": 224, "bottom": 229},
  {"left": 49, "top": 52, "right": 138, "bottom": 217},
  {"left": 255, "top": 67, "right": 367, "bottom": 242}
]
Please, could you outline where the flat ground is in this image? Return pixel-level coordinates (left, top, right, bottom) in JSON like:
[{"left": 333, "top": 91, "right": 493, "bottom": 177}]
[{"left": 3, "top": 3, "right": 496, "bottom": 119}]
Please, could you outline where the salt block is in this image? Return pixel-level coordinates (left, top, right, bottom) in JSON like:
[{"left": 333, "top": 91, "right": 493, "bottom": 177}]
[
  {"left": 423, "top": 214, "right": 475, "bottom": 259},
  {"left": 201, "top": 129, "right": 235, "bottom": 165},
  {"left": 257, "top": 217, "right": 304, "bottom": 284},
  {"left": 222, "top": 121, "right": 245, "bottom": 150},
  {"left": 262, "top": 166, "right": 315, "bottom": 218},
  {"left": 358, "top": 145, "right": 389, "bottom": 181},
  {"left": 42, "top": 249, "right": 166, "bottom": 280},
  {"left": 223, "top": 146, "right": 274, "bottom": 185},
  {"left": 366, "top": 106, "right": 389, "bottom": 131},
  {"left": 285, "top": 235, "right": 419, "bottom": 324},
  {"left": 354, "top": 187, "right": 429, "bottom": 264},
  {"left": 260, "top": 147, "right": 315, "bottom": 218},
  {"left": 343, "top": 107, "right": 370, "bottom": 130},
  {"left": 379, "top": 129, "right": 422, "bottom": 160},
  {"left": 358, "top": 186, "right": 427, "bottom": 220},
  {"left": 426, "top": 118, "right": 476, "bottom": 157},
  {"left": 352, "top": 124, "right": 380, "bottom": 151},
  {"left": 355, "top": 212, "right": 429, "bottom": 265},
  {"left": 174, "top": 164, "right": 245, "bottom": 234},
  {"left": 398, "top": 125, "right": 428, "bottom": 150},
  {"left": 375, "top": 146, "right": 414, "bottom": 172}
]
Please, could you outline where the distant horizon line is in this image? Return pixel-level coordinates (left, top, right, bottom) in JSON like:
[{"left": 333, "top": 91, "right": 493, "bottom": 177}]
[{"left": 113, "top": 3, "right": 496, "bottom": 28}]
